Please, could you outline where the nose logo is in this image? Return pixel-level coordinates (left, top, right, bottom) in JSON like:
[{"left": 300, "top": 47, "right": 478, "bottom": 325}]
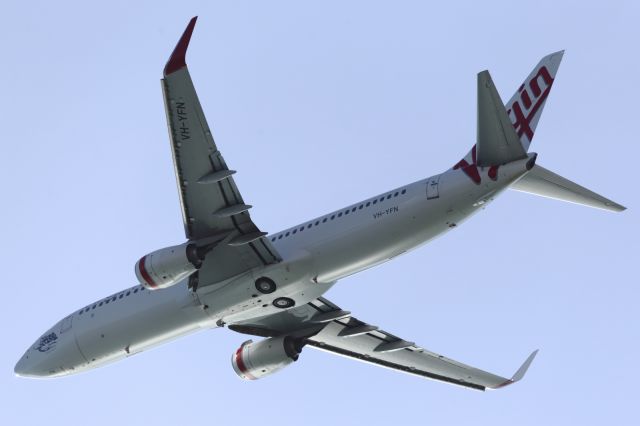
[{"left": 35, "top": 332, "right": 58, "bottom": 353}]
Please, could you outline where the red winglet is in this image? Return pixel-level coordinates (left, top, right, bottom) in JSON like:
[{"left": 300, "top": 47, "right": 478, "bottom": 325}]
[{"left": 163, "top": 16, "right": 198, "bottom": 76}]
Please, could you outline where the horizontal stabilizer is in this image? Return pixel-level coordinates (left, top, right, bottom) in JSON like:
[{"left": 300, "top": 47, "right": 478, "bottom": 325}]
[
  {"left": 511, "top": 164, "right": 626, "bottom": 212},
  {"left": 477, "top": 71, "right": 528, "bottom": 167}
]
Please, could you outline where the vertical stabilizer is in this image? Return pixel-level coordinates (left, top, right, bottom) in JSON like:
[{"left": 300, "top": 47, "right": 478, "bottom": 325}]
[
  {"left": 452, "top": 52, "right": 563, "bottom": 178},
  {"left": 505, "top": 51, "right": 564, "bottom": 151},
  {"left": 476, "top": 70, "right": 527, "bottom": 166}
]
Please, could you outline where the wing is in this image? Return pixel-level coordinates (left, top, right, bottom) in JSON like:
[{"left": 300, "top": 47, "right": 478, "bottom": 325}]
[
  {"left": 229, "top": 298, "right": 538, "bottom": 391},
  {"left": 161, "top": 18, "right": 280, "bottom": 285}
]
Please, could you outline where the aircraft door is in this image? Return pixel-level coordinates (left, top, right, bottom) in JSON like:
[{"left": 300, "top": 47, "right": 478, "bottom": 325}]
[
  {"left": 426, "top": 175, "right": 440, "bottom": 199},
  {"left": 59, "top": 315, "right": 73, "bottom": 334}
]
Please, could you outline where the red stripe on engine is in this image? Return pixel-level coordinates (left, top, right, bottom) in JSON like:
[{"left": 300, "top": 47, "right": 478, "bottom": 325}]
[
  {"left": 138, "top": 256, "right": 158, "bottom": 289},
  {"left": 234, "top": 346, "right": 256, "bottom": 380}
]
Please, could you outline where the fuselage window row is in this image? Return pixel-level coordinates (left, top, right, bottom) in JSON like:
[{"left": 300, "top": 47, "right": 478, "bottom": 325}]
[
  {"left": 79, "top": 187, "right": 411, "bottom": 315},
  {"left": 270, "top": 189, "right": 407, "bottom": 242},
  {"left": 78, "top": 286, "right": 145, "bottom": 315}
]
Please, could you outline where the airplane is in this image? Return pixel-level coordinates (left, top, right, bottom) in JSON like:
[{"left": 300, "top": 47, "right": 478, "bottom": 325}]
[{"left": 14, "top": 17, "right": 626, "bottom": 391}]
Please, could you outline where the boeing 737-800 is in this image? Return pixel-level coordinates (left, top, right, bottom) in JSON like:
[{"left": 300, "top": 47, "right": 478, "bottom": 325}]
[{"left": 14, "top": 17, "right": 625, "bottom": 391}]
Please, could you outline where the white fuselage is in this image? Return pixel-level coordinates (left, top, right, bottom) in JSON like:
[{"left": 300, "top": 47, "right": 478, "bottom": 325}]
[{"left": 14, "top": 156, "right": 533, "bottom": 378}]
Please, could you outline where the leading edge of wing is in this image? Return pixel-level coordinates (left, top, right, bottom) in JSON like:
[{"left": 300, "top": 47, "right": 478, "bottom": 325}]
[{"left": 164, "top": 16, "right": 198, "bottom": 76}]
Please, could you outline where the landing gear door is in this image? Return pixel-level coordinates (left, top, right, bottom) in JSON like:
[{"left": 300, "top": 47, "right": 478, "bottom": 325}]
[{"left": 426, "top": 175, "right": 440, "bottom": 199}]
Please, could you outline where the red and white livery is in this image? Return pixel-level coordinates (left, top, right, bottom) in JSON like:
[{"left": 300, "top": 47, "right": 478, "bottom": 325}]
[{"left": 15, "top": 18, "right": 625, "bottom": 391}]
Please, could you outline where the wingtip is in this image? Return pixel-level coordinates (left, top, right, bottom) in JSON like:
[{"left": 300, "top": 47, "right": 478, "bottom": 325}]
[
  {"left": 163, "top": 16, "right": 198, "bottom": 77},
  {"left": 489, "top": 349, "right": 539, "bottom": 390},
  {"left": 607, "top": 202, "right": 627, "bottom": 212},
  {"left": 511, "top": 349, "right": 539, "bottom": 382}
]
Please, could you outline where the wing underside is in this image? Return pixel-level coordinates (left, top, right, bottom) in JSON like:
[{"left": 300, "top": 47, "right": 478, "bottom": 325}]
[
  {"left": 161, "top": 17, "right": 280, "bottom": 285},
  {"left": 230, "top": 298, "right": 537, "bottom": 391}
]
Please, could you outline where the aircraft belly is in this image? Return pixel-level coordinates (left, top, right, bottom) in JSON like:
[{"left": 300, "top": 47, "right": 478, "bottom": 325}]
[
  {"left": 306, "top": 170, "right": 507, "bottom": 283},
  {"left": 75, "top": 283, "right": 210, "bottom": 369},
  {"left": 197, "top": 251, "right": 334, "bottom": 325},
  {"left": 310, "top": 196, "right": 450, "bottom": 283}
]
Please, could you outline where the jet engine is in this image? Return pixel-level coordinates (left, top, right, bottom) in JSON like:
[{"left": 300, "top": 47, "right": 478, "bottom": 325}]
[
  {"left": 134, "top": 242, "right": 203, "bottom": 290},
  {"left": 231, "top": 336, "right": 304, "bottom": 380}
]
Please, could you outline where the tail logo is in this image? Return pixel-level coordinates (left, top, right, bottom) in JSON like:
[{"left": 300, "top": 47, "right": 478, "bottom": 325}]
[
  {"left": 507, "top": 66, "right": 554, "bottom": 143},
  {"left": 453, "top": 145, "right": 499, "bottom": 185}
]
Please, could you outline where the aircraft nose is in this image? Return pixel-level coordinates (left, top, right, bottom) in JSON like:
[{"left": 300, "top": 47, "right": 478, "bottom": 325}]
[
  {"left": 16, "top": 328, "right": 88, "bottom": 378},
  {"left": 14, "top": 351, "right": 36, "bottom": 377},
  {"left": 14, "top": 349, "right": 63, "bottom": 378},
  {"left": 14, "top": 356, "right": 25, "bottom": 376}
]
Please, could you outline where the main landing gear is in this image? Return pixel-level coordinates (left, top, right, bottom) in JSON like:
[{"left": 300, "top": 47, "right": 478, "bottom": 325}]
[
  {"left": 272, "top": 297, "right": 295, "bottom": 309},
  {"left": 255, "top": 277, "right": 276, "bottom": 294},
  {"left": 254, "top": 277, "right": 295, "bottom": 309}
]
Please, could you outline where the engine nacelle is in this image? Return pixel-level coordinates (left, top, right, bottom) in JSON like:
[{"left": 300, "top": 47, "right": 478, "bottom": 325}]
[
  {"left": 134, "top": 242, "right": 202, "bottom": 290},
  {"left": 231, "top": 336, "right": 303, "bottom": 380}
]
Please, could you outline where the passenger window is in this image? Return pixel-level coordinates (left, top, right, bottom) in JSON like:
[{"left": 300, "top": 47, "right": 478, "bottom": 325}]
[
  {"left": 92, "top": 304, "right": 96, "bottom": 309},
  {"left": 322, "top": 218, "right": 327, "bottom": 223},
  {"left": 387, "top": 194, "right": 392, "bottom": 199},
  {"left": 380, "top": 197, "right": 385, "bottom": 202},
  {"left": 134, "top": 288, "right": 139, "bottom": 293},
  {"left": 126, "top": 291, "right": 131, "bottom": 296},
  {"left": 99, "top": 302, "right": 103, "bottom": 306},
  {"left": 315, "top": 221, "right": 320, "bottom": 226},
  {"left": 278, "top": 235, "right": 283, "bottom": 240},
  {"left": 338, "top": 212, "right": 342, "bottom": 217},
  {"left": 394, "top": 192, "right": 399, "bottom": 197},
  {"left": 307, "top": 224, "right": 312, "bottom": 229},
  {"left": 401, "top": 189, "right": 406, "bottom": 194},
  {"left": 366, "top": 202, "right": 371, "bottom": 207},
  {"left": 293, "top": 229, "right": 297, "bottom": 234},
  {"left": 373, "top": 200, "right": 377, "bottom": 205},
  {"left": 285, "top": 232, "right": 290, "bottom": 237},
  {"left": 359, "top": 205, "right": 363, "bottom": 209},
  {"left": 300, "top": 227, "right": 304, "bottom": 231},
  {"left": 331, "top": 215, "right": 335, "bottom": 220},
  {"left": 344, "top": 210, "right": 349, "bottom": 215},
  {"left": 119, "top": 294, "right": 123, "bottom": 299},
  {"left": 352, "top": 207, "right": 357, "bottom": 212},
  {"left": 271, "top": 237, "right": 276, "bottom": 241}
]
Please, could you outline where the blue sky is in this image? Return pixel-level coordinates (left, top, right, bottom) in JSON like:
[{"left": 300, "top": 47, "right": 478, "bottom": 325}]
[{"left": 1, "top": 1, "right": 638, "bottom": 425}]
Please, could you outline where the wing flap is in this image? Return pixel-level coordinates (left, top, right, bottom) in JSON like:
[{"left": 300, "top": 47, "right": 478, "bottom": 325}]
[
  {"left": 230, "top": 298, "right": 536, "bottom": 391},
  {"left": 308, "top": 320, "right": 513, "bottom": 390}
]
